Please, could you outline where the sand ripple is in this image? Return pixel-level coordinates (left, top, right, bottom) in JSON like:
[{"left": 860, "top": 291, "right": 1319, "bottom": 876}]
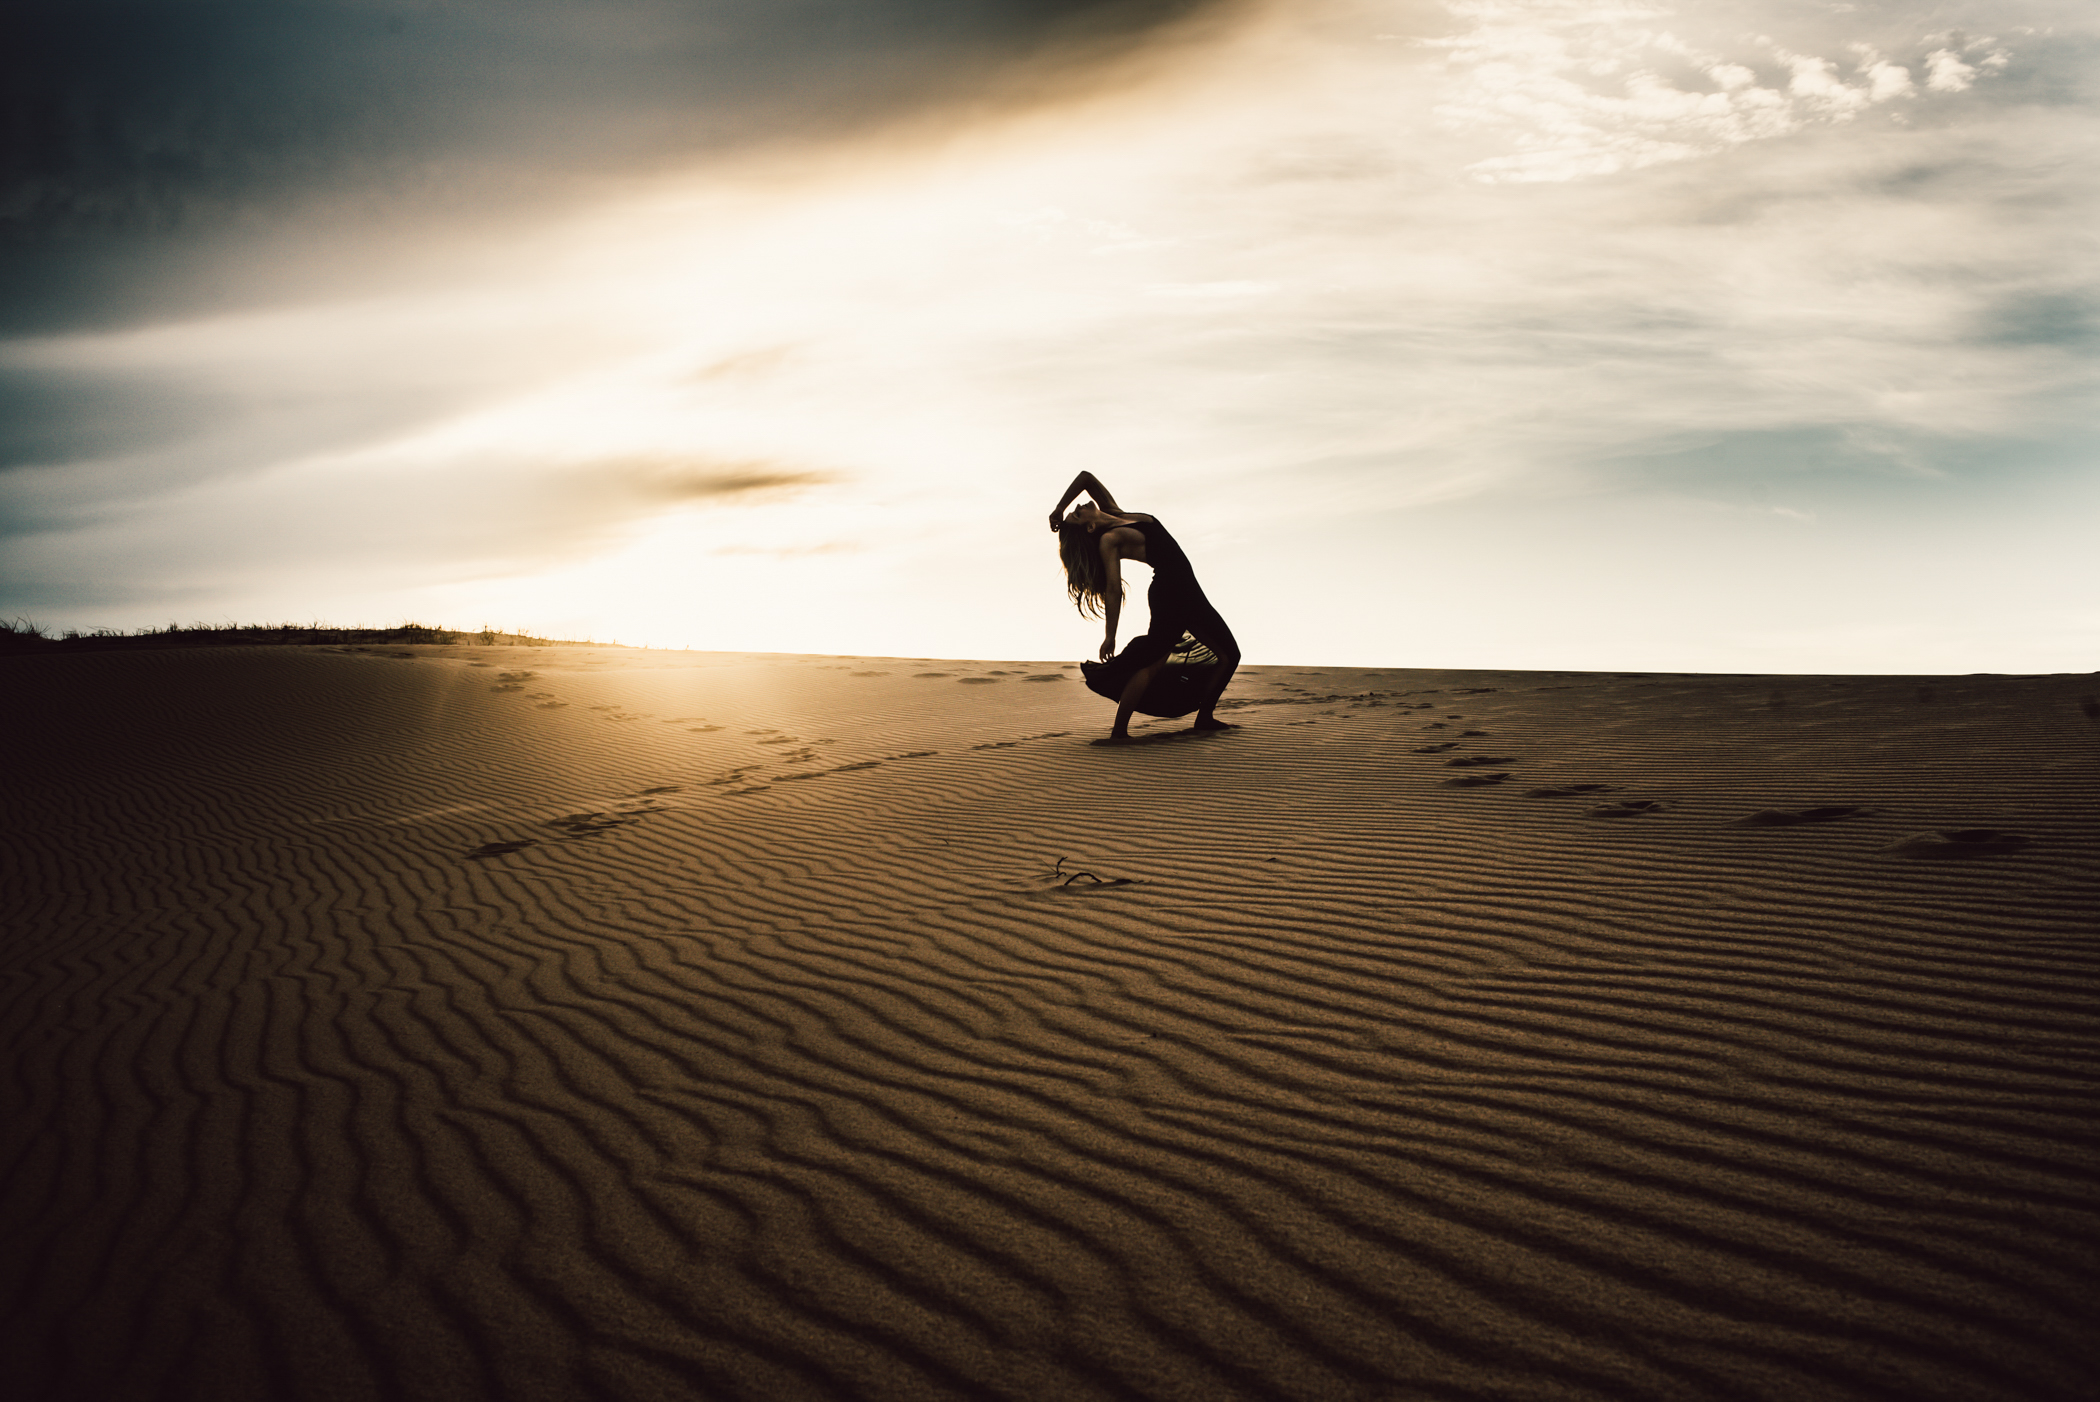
[{"left": 4, "top": 649, "right": 2097, "bottom": 1400}]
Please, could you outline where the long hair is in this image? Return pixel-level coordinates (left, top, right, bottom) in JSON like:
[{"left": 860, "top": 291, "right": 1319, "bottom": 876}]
[{"left": 1058, "top": 518, "right": 1122, "bottom": 618}]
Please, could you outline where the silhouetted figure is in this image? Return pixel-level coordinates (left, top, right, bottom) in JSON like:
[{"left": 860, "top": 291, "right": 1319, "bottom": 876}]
[{"left": 1049, "top": 471, "right": 1241, "bottom": 743}]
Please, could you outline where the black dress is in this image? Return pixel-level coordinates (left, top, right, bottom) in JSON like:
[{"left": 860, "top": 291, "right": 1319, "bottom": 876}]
[{"left": 1078, "top": 517, "right": 1238, "bottom": 716}]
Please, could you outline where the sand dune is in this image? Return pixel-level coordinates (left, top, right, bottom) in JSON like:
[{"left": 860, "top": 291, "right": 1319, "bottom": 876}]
[{"left": 4, "top": 644, "right": 2097, "bottom": 1400}]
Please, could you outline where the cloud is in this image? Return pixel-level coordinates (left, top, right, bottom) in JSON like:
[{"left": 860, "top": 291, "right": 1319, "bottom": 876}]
[
  {"left": 0, "top": 364, "right": 221, "bottom": 472},
  {"left": 1428, "top": 2, "right": 2017, "bottom": 183},
  {"left": 0, "top": 0, "right": 1245, "bottom": 334},
  {"left": 711, "top": 541, "right": 862, "bottom": 556},
  {"left": 1974, "top": 291, "right": 2100, "bottom": 347},
  {"left": 0, "top": 439, "right": 845, "bottom": 617},
  {"left": 289, "top": 448, "right": 841, "bottom": 566},
  {"left": 0, "top": 288, "right": 637, "bottom": 540},
  {"left": 1927, "top": 48, "right": 1977, "bottom": 92},
  {"left": 592, "top": 457, "right": 839, "bottom": 505}
]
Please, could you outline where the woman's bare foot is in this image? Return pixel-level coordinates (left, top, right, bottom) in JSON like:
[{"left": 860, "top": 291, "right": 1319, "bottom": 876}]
[
  {"left": 1093, "top": 732, "right": 1134, "bottom": 746},
  {"left": 1191, "top": 717, "right": 1235, "bottom": 731}
]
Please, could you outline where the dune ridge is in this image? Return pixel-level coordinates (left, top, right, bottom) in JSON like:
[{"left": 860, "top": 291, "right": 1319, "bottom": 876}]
[{"left": 3, "top": 645, "right": 2097, "bottom": 1400}]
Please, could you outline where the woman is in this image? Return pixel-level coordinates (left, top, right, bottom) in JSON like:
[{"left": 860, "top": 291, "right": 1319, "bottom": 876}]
[{"left": 1049, "top": 470, "right": 1240, "bottom": 743}]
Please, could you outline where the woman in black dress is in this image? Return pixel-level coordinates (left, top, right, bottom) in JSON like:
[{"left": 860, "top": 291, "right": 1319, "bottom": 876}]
[{"left": 1049, "top": 471, "right": 1241, "bottom": 742}]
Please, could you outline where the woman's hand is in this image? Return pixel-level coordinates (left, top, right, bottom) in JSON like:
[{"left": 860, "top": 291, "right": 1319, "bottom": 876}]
[
  {"left": 1099, "top": 636, "right": 1117, "bottom": 663},
  {"left": 1052, "top": 470, "right": 1118, "bottom": 529}
]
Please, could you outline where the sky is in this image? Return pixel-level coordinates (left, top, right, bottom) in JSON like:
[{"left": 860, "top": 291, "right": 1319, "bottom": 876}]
[{"left": 3, "top": 0, "right": 2096, "bottom": 672}]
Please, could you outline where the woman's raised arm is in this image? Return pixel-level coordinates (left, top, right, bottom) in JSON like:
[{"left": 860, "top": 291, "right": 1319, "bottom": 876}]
[
  {"left": 1079, "top": 472, "right": 1124, "bottom": 515},
  {"left": 1048, "top": 471, "right": 1124, "bottom": 531}
]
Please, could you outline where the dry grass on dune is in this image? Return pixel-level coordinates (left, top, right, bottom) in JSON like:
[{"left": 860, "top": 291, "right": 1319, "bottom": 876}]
[
  {"left": 3, "top": 643, "right": 2098, "bottom": 1401},
  {"left": 0, "top": 617, "right": 599, "bottom": 654}
]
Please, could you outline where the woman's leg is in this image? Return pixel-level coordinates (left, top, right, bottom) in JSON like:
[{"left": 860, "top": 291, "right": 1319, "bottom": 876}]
[
  {"left": 1107, "top": 659, "right": 1168, "bottom": 741},
  {"left": 1103, "top": 578, "right": 1181, "bottom": 742},
  {"left": 1185, "top": 606, "right": 1241, "bottom": 729}
]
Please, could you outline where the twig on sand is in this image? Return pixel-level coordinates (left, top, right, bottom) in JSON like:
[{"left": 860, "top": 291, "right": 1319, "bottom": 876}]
[{"left": 1052, "top": 856, "right": 1136, "bottom": 888}]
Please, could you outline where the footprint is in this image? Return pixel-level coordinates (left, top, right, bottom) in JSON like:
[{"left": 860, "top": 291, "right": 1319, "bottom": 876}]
[
  {"left": 1460, "top": 730, "right": 1489, "bottom": 737},
  {"left": 829, "top": 760, "right": 881, "bottom": 773},
  {"left": 1890, "top": 829, "right": 2030, "bottom": 859},
  {"left": 1023, "top": 674, "right": 1065, "bottom": 682},
  {"left": 851, "top": 670, "right": 889, "bottom": 677},
  {"left": 687, "top": 724, "right": 723, "bottom": 732},
  {"left": 1445, "top": 771, "right": 1511, "bottom": 787},
  {"left": 1524, "top": 784, "right": 1615, "bottom": 798},
  {"left": 636, "top": 785, "right": 682, "bottom": 796},
  {"left": 1422, "top": 723, "right": 1448, "bottom": 730},
  {"left": 1413, "top": 743, "right": 1458, "bottom": 753},
  {"left": 545, "top": 812, "right": 639, "bottom": 837},
  {"left": 466, "top": 839, "right": 537, "bottom": 859},
  {"left": 1738, "top": 805, "right": 1867, "bottom": 827},
  {"left": 958, "top": 677, "right": 999, "bottom": 684},
  {"left": 972, "top": 740, "right": 1018, "bottom": 750},
  {"left": 1447, "top": 756, "right": 1514, "bottom": 768},
  {"left": 1589, "top": 799, "right": 1664, "bottom": 818},
  {"left": 915, "top": 672, "right": 953, "bottom": 679}
]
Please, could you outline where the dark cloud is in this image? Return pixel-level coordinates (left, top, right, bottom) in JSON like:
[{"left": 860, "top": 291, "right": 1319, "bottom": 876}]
[
  {"left": 0, "top": 2, "right": 1239, "bottom": 514},
  {"left": 1, "top": 0, "right": 1237, "bottom": 333},
  {"left": 1595, "top": 424, "right": 2100, "bottom": 506},
  {"left": 0, "top": 358, "right": 494, "bottom": 485},
  {"left": 1604, "top": 427, "right": 1924, "bottom": 486},
  {"left": 0, "top": 364, "right": 220, "bottom": 470},
  {"left": 0, "top": 447, "right": 845, "bottom": 615},
  {"left": 595, "top": 458, "right": 838, "bottom": 504},
  {"left": 1964, "top": 27, "right": 2100, "bottom": 108},
  {"left": 1974, "top": 291, "right": 2100, "bottom": 347}
]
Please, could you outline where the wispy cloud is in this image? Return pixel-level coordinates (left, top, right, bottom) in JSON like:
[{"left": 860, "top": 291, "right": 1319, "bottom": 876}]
[{"left": 595, "top": 458, "right": 838, "bottom": 505}]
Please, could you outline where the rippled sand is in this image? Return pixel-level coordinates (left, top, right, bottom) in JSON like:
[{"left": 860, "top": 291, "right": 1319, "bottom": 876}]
[{"left": 5, "top": 644, "right": 2097, "bottom": 1400}]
